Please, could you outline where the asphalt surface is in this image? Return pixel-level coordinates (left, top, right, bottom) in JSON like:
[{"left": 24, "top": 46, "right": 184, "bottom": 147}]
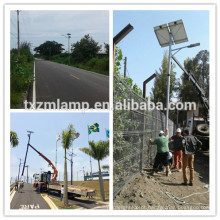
[
  {"left": 35, "top": 59, "right": 109, "bottom": 109},
  {"left": 49, "top": 190, "right": 108, "bottom": 209},
  {"left": 10, "top": 183, "right": 50, "bottom": 209}
]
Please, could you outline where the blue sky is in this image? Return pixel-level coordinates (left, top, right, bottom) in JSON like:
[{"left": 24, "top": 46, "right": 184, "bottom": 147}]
[
  {"left": 10, "top": 10, "right": 109, "bottom": 53},
  {"left": 113, "top": 10, "right": 209, "bottom": 97},
  {"left": 10, "top": 112, "right": 109, "bottom": 182}
]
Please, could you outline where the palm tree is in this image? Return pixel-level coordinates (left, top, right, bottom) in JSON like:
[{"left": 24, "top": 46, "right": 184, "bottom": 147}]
[
  {"left": 61, "top": 124, "right": 75, "bottom": 206},
  {"left": 80, "top": 140, "right": 109, "bottom": 201},
  {"left": 10, "top": 131, "right": 19, "bottom": 147}
]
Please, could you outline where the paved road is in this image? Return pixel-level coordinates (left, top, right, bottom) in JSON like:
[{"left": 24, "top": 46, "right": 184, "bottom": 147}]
[
  {"left": 10, "top": 183, "right": 50, "bottom": 209},
  {"left": 49, "top": 191, "right": 108, "bottom": 209},
  {"left": 35, "top": 59, "right": 109, "bottom": 109}
]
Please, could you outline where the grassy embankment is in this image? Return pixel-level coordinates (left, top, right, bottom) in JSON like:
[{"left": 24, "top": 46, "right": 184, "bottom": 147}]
[
  {"left": 10, "top": 47, "right": 34, "bottom": 108},
  {"left": 49, "top": 53, "right": 109, "bottom": 76}
]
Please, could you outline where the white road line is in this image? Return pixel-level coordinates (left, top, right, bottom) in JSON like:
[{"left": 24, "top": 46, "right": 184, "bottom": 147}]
[
  {"left": 70, "top": 74, "right": 80, "bottom": 80},
  {"left": 33, "top": 60, "right": 36, "bottom": 108}
]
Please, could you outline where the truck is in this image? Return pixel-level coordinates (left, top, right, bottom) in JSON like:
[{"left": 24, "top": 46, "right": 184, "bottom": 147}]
[
  {"left": 172, "top": 55, "right": 209, "bottom": 150},
  {"left": 23, "top": 136, "right": 96, "bottom": 198},
  {"left": 186, "top": 116, "right": 209, "bottom": 151}
]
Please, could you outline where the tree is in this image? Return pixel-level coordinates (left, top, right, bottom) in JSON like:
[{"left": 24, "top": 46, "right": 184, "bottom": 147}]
[
  {"left": 79, "top": 140, "right": 109, "bottom": 201},
  {"left": 61, "top": 124, "right": 75, "bottom": 206},
  {"left": 34, "top": 41, "right": 64, "bottom": 59},
  {"left": 178, "top": 50, "right": 209, "bottom": 103},
  {"left": 10, "top": 131, "right": 19, "bottom": 147},
  {"left": 151, "top": 51, "right": 177, "bottom": 108},
  {"left": 104, "top": 43, "right": 109, "bottom": 55},
  {"left": 71, "top": 34, "right": 101, "bottom": 63}
]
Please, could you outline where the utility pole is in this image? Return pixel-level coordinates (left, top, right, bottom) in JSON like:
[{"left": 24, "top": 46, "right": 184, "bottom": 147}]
[
  {"left": 25, "top": 165, "right": 29, "bottom": 183},
  {"left": 124, "top": 57, "right": 127, "bottom": 77},
  {"left": 17, "top": 10, "right": 20, "bottom": 55},
  {"left": 17, "top": 158, "right": 23, "bottom": 181}
]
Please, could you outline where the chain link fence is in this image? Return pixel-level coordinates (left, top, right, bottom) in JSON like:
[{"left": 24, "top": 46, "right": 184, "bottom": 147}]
[{"left": 113, "top": 74, "right": 175, "bottom": 197}]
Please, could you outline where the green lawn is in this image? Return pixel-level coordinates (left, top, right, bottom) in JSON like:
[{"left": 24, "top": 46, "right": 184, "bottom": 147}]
[{"left": 49, "top": 196, "right": 79, "bottom": 209}]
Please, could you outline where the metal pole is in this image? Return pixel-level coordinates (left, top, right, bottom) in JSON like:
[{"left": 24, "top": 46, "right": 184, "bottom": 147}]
[
  {"left": 55, "top": 141, "right": 57, "bottom": 169},
  {"left": 68, "top": 36, "right": 70, "bottom": 65},
  {"left": 26, "top": 165, "right": 29, "bottom": 183},
  {"left": 22, "top": 132, "right": 33, "bottom": 176},
  {"left": 88, "top": 126, "right": 93, "bottom": 181},
  {"left": 18, "top": 159, "right": 21, "bottom": 181},
  {"left": 124, "top": 57, "right": 127, "bottom": 77},
  {"left": 165, "top": 32, "right": 172, "bottom": 130},
  {"left": 17, "top": 10, "right": 20, "bottom": 55}
]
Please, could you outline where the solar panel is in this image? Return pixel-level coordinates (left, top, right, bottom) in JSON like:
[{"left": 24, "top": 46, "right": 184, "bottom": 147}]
[{"left": 168, "top": 19, "right": 188, "bottom": 45}]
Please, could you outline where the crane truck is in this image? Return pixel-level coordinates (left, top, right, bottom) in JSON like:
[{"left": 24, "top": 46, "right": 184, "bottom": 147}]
[
  {"left": 22, "top": 138, "right": 96, "bottom": 198},
  {"left": 172, "top": 55, "right": 209, "bottom": 151}
]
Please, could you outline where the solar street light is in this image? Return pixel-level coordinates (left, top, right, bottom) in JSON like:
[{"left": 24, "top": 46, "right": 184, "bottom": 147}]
[{"left": 154, "top": 19, "right": 188, "bottom": 129}]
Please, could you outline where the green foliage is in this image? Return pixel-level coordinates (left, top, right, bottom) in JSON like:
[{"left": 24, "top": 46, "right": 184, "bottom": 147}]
[
  {"left": 178, "top": 50, "right": 209, "bottom": 103},
  {"left": 34, "top": 41, "right": 64, "bottom": 59},
  {"left": 61, "top": 124, "right": 76, "bottom": 150},
  {"left": 114, "top": 47, "right": 142, "bottom": 96},
  {"left": 10, "top": 42, "right": 34, "bottom": 108},
  {"left": 79, "top": 140, "right": 109, "bottom": 161},
  {"left": 10, "top": 131, "right": 19, "bottom": 147},
  {"left": 50, "top": 53, "right": 109, "bottom": 76},
  {"left": 71, "top": 34, "right": 101, "bottom": 63},
  {"left": 151, "top": 51, "right": 177, "bottom": 107}
]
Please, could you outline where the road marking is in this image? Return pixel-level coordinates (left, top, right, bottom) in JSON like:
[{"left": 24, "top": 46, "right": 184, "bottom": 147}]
[
  {"left": 19, "top": 204, "right": 40, "bottom": 209},
  {"left": 33, "top": 60, "right": 36, "bottom": 108},
  {"left": 70, "top": 74, "right": 80, "bottom": 80},
  {"left": 10, "top": 188, "right": 16, "bottom": 203},
  {"left": 41, "top": 193, "right": 58, "bottom": 210}
]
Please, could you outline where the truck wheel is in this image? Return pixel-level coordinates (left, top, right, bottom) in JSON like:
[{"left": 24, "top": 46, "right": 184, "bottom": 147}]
[{"left": 196, "top": 124, "right": 209, "bottom": 136}]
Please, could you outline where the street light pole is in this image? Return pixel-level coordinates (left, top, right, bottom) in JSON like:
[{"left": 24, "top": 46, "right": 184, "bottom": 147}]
[
  {"left": 67, "top": 33, "right": 71, "bottom": 65},
  {"left": 17, "top": 10, "right": 20, "bottom": 55},
  {"left": 165, "top": 32, "right": 173, "bottom": 130}
]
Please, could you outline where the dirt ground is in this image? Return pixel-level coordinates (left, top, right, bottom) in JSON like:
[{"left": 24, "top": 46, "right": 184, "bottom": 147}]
[{"left": 114, "top": 151, "right": 209, "bottom": 210}]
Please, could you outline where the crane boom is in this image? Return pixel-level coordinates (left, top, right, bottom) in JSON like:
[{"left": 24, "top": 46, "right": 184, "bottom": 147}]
[
  {"left": 29, "top": 144, "right": 58, "bottom": 183},
  {"left": 172, "top": 55, "right": 209, "bottom": 120}
]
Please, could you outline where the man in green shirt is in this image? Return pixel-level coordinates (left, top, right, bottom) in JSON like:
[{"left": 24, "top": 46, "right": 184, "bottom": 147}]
[{"left": 149, "top": 128, "right": 170, "bottom": 176}]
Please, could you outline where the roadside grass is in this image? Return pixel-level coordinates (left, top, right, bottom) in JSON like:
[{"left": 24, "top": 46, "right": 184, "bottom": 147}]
[
  {"left": 50, "top": 54, "right": 109, "bottom": 76},
  {"left": 59, "top": 180, "right": 109, "bottom": 201},
  {"left": 49, "top": 196, "right": 79, "bottom": 209},
  {"left": 10, "top": 48, "right": 34, "bottom": 108}
]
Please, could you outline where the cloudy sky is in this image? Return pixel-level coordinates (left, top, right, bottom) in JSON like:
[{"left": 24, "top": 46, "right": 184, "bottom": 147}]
[{"left": 10, "top": 10, "right": 109, "bottom": 53}]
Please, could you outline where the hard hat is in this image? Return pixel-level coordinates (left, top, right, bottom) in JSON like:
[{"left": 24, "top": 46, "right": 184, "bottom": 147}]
[
  {"left": 176, "top": 128, "right": 181, "bottom": 133},
  {"left": 159, "top": 130, "right": 164, "bottom": 135}
]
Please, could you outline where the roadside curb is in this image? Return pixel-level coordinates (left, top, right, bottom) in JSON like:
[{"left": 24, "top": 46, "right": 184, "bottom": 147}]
[
  {"left": 41, "top": 193, "right": 58, "bottom": 210},
  {"left": 10, "top": 187, "right": 16, "bottom": 203}
]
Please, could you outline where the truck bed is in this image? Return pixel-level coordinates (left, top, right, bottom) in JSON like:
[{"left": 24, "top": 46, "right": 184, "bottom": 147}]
[{"left": 48, "top": 183, "right": 96, "bottom": 197}]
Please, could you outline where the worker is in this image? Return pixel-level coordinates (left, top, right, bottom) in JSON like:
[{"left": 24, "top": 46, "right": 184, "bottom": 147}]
[
  {"left": 149, "top": 128, "right": 170, "bottom": 176},
  {"left": 60, "top": 185, "right": 64, "bottom": 201},
  {"left": 169, "top": 128, "right": 184, "bottom": 172},
  {"left": 181, "top": 129, "right": 202, "bottom": 186},
  {"left": 15, "top": 179, "right": 18, "bottom": 191},
  {"left": 158, "top": 151, "right": 173, "bottom": 173}
]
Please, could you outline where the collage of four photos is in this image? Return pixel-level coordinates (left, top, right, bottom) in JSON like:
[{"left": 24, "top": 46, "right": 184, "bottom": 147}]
[{"left": 5, "top": 2, "right": 217, "bottom": 217}]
